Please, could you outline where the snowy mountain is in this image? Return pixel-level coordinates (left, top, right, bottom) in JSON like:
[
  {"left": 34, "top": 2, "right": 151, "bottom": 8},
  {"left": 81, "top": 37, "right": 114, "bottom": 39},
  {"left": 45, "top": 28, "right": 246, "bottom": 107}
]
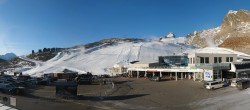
[
  {"left": 0, "top": 53, "right": 17, "bottom": 60},
  {"left": 186, "top": 9, "right": 250, "bottom": 54},
  {"left": 166, "top": 32, "right": 176, "bottom": 38},
  {"left": 15, "top": 9, "right": 250, "bottom": 76},
  {"left": 20, "top": 38, "right": 195, "bottom": 76},
  {"left": 160, "top": 32, "right": 176, "bottom": 42},
  {"left": 19, "top": 36, "right": 250, "bottom": 77}
]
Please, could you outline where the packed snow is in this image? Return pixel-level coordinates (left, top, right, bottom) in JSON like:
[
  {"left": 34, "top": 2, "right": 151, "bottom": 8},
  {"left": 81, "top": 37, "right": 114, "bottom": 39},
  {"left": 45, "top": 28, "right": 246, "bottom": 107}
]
[
  {"left": 166, "top": 32, "right": 175, "bottom": 38},
  {"left": 21, "top": 39, "right": 195, "bottom": 77},
  {"left": 228, "top": 10, "right": 238, "bottom": 14},
  {"left": 186, "top": 47, "right": 250, "bottom": 56}
]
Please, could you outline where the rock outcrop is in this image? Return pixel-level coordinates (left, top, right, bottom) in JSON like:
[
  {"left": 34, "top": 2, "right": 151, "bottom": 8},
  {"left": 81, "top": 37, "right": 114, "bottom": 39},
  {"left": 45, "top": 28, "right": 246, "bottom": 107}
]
[{"left": 186, "top": 9, "right": 250, "bottom": 54}]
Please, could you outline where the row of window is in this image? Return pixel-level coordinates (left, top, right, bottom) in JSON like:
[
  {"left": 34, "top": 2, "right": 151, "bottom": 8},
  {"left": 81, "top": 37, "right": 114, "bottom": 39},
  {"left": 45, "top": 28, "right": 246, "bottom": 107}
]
[
  {"left": 189, "top": 57, "right": 234, "bottom": 64},
  {"left": 199, "top": 57, "right": 233, "bottom": 63}
]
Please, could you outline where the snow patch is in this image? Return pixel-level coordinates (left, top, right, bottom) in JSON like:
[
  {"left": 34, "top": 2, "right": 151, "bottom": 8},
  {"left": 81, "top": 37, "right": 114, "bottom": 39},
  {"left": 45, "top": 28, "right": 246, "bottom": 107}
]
[{"left": 228, "top": 10, "right": 238, "bottom": 14}]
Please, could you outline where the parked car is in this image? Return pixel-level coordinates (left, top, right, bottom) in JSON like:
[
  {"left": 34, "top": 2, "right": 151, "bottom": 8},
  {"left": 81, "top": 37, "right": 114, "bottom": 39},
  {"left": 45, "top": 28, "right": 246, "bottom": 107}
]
[
  {"left": 76, "top": 74, "right": 93, "bottom": 85},
  {"left": 77, "top": 77, "right": 92, "bottom": 85},
  {"left": 0, "top": 83, "right": 24, "bottom": 95},
  {"left": 37, "top": 77, "right": 52, "bottom": 85},
  {"left": 100, "top": 74, "right": 110, "bottom": 78},
  {"left": 236, "top": 79, "right": 250, "bottom": 90},
  {"left": 204, "top": 80, "right": 224, "bottom": 90},
  {"left": 149, "top": 76, "right": 161, "bottom": 82}
]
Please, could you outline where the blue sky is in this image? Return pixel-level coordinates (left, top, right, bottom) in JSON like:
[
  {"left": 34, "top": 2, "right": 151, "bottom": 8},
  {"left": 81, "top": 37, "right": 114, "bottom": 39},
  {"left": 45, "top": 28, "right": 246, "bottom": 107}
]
[{"left": 0, "top": 0, "right": 250, "bottom": 55}]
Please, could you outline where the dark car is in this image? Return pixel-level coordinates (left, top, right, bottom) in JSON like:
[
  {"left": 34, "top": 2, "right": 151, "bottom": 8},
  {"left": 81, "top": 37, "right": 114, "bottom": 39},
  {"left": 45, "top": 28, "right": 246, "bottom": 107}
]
[
  {"left": 149, "top": 76, "right": 161, "bottom": 82},
  {"left": 0, "top": 83, "right": 24, "bottom": 95},
  {"left": 76, "top": 74, "right": 93, "bottom": 85},
  {"left": 236, "top": 79, "right": 250, "bottom": 90}
]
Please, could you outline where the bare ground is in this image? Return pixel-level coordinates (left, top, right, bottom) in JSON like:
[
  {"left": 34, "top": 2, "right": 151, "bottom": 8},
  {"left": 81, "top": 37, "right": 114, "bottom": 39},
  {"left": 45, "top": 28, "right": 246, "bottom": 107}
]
[{"left": 1, "top": 77, "right": 241, "bottom": 110}]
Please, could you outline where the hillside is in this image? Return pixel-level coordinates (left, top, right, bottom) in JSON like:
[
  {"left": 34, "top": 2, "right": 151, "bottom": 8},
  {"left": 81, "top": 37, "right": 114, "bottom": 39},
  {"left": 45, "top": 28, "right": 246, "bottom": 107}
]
[
  {"left": 27, "top": 48, "right": 65, "bottom": 61},
  {"left": 186, "top": 9, "right": 250, "bottom": 54},
  {"left": 21, "top": 38, "right": 195, "bottom": 76}
]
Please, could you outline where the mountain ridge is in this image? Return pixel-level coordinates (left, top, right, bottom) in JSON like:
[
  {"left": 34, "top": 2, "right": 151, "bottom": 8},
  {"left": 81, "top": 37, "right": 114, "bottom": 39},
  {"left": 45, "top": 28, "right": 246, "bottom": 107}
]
[
  {"left": 186, "top": 9, "right": 250, "bottom": 54},
  {"left": 0, "top": 52, "right": 17, "bottom": 60}
]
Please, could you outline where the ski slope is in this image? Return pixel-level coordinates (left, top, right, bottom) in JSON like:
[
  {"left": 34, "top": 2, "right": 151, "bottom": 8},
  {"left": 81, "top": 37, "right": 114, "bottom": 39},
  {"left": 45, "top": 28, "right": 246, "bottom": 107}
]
[
  {"left": 22, "top": 39, "right": 195, "bottom": 76},
  {"left": 21, "top": 38, "right": 250, "bottom": 77}
]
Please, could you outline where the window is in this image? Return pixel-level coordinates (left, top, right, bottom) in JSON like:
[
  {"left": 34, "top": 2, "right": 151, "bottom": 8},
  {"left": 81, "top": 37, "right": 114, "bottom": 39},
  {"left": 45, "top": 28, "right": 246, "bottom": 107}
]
[
  {"left": 205, "top": 57, "right": 209, "bottom": 63},
  {"left": 218, "top": 57, "right": 222, "bottom": 63},
  {"left": 193, "top": 58, "right": 195, "bottom": 64},
  {"left": 200, "top": 57, "right": 204, "bottom": 63},
  {"left": 214, "top": 57, "right": 218, "bottom": 63},
  {"left": 226, "top": 57, "right": 229, "bottom": 62},
  {"left": 211, "top": 82, "right": 218, "bottom": 85},
  {"left": 230, "top": 57, "right": 233, "bottom": 62},
  {"left": 226, "top": 57, "right": 233, "bottom": 62},
  {"left": 214, "top": 57, "right": 222, "bottom": 63}
]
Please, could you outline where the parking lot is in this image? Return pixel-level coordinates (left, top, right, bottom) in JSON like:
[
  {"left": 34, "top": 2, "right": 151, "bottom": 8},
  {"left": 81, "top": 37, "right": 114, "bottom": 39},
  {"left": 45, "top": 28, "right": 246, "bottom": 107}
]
[{"left": 0, "top": 76, "right": 241, "bottom": 110}]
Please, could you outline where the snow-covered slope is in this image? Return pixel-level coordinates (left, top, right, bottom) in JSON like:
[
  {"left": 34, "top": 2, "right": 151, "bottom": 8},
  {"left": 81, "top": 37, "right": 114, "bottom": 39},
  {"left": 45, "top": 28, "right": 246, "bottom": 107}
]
[
  {"left": 22, "top": 39, "right": 195, "bottom": 76},
  {"left": 20, "top": 37, "right": 250, "bottom": 77}
]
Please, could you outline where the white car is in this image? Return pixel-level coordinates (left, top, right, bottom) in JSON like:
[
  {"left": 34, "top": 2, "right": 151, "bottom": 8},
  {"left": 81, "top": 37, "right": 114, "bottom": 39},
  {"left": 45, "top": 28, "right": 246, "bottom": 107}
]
[{"left": 205, "top": 80, "right": 224, "bottom": 90}]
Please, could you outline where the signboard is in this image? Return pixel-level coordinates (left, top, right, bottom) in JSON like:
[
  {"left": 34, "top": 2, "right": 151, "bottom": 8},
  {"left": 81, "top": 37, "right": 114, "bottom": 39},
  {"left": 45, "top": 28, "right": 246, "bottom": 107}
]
[
  {"left": 204, "top": 70, "right": 213, "bottom": 81},
  {"left": 10, "top": 97, "right": 16, "bottom": 107}
]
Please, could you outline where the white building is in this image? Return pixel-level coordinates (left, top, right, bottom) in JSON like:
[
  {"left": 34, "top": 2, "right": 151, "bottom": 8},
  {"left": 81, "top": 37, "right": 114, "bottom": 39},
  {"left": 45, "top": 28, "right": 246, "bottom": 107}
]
[{"left": 127, "top": 53, "right": 237, "bottom": 81}]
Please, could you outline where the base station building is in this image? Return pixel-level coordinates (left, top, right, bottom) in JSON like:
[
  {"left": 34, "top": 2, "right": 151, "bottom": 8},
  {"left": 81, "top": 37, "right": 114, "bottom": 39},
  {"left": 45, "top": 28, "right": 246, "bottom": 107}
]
[{"left": 127, "top": 53, "right": 242, "bottom": 81}]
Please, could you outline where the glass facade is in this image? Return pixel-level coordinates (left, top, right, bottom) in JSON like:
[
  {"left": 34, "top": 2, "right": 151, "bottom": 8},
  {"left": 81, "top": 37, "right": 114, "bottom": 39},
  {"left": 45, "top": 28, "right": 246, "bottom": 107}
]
[{"left": 159, "top": 55, "right": 188, "bottom": 67}]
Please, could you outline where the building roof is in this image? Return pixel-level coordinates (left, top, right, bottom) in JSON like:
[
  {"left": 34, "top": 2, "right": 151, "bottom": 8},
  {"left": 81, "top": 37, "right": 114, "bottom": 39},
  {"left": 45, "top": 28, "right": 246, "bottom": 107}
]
[{"left": 186, "top": 47, "right": 248, "bottom": 56}]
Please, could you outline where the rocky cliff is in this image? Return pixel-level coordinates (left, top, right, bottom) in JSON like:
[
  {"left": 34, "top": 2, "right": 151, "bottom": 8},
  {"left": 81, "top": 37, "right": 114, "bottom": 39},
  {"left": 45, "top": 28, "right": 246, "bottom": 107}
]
[{"left": 186, "top": 9, "right": 250, "bottom": 54}]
